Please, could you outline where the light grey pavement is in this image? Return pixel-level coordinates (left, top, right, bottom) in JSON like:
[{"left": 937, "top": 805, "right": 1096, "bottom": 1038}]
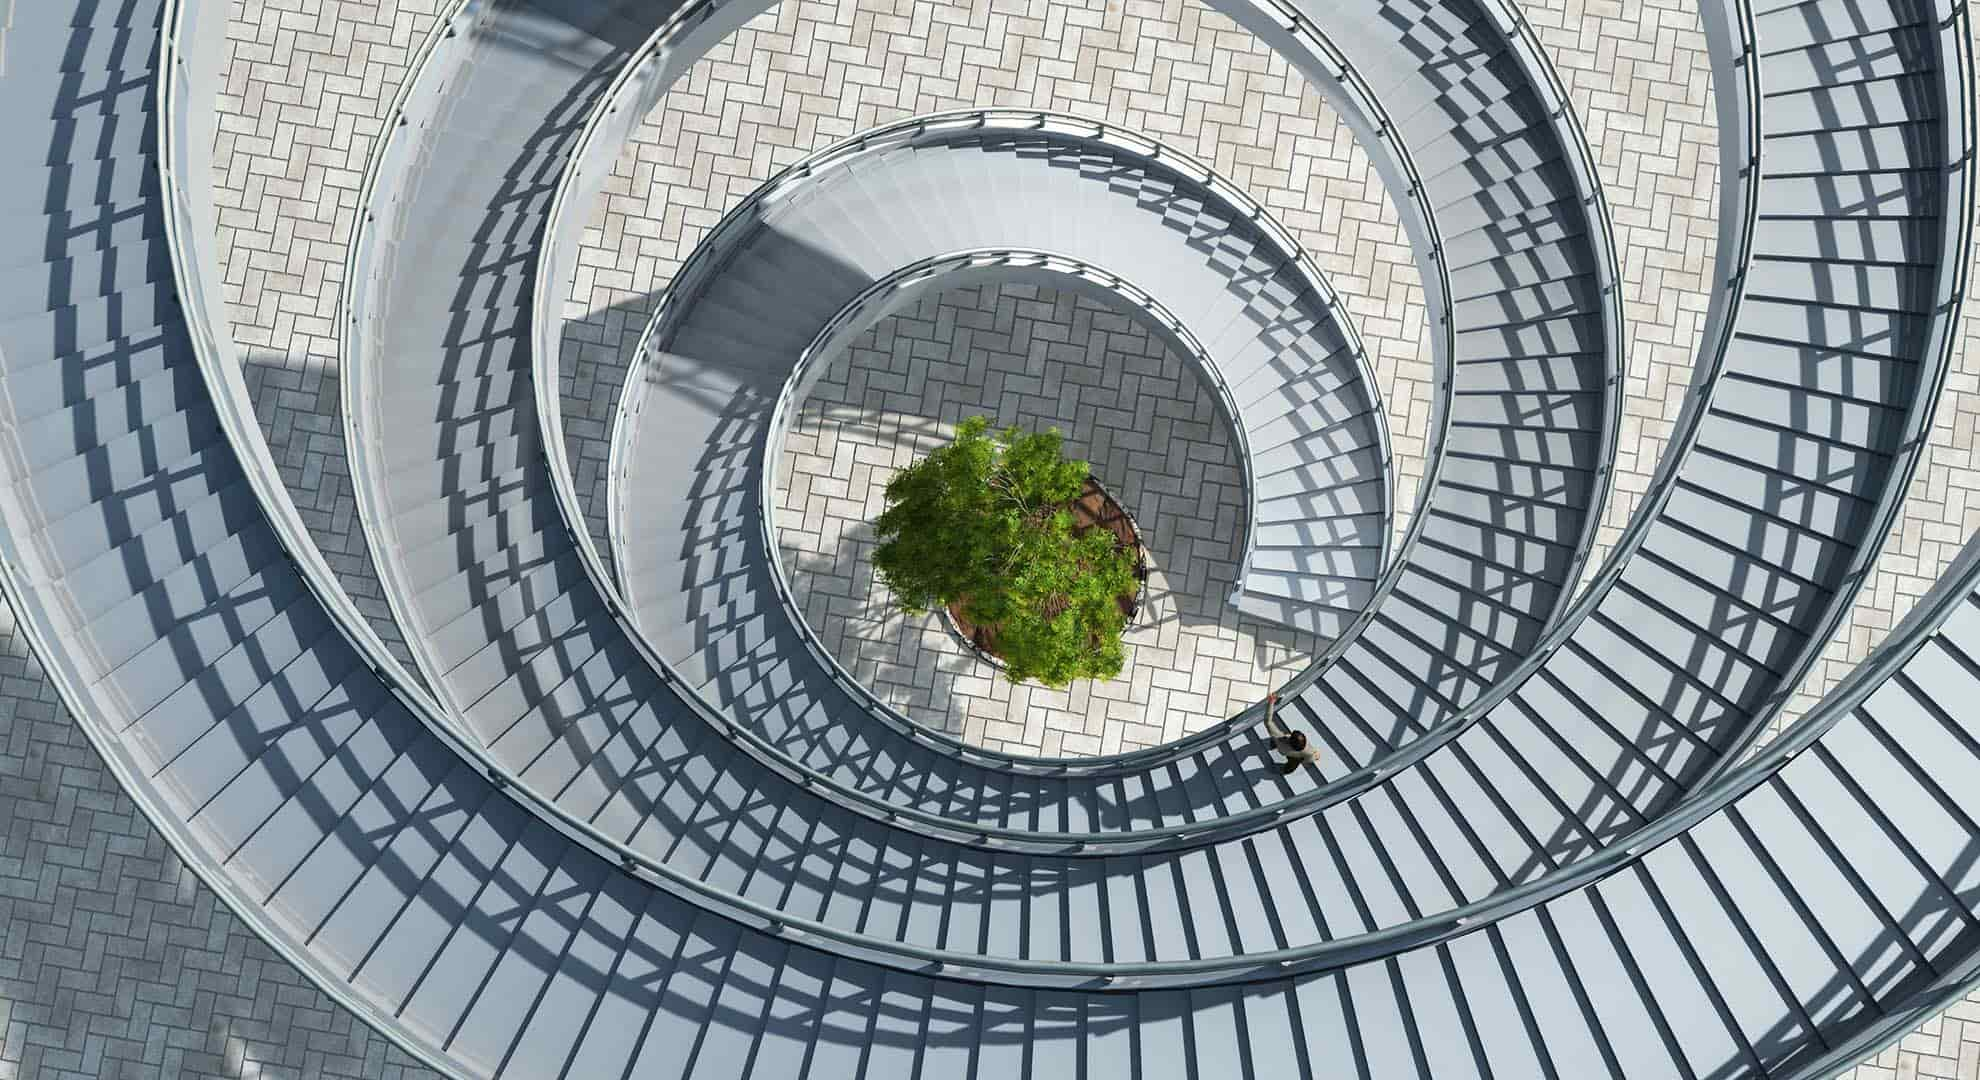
[{"left": 775, "top": 282, "right": 1321, "bottom": 754}]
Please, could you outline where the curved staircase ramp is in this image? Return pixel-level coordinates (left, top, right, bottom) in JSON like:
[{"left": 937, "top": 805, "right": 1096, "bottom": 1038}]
[
  {"left": 614, "top": 130, "right": 1382, "bottom": 723},
  {"left": 9, "top": 0, "right": 1980, "bottom": 1062},
  {"left": 321, "top": 0, "right": 1970, "bottom": 977},
  {"left": 482, "top": 0, "right": 1962, "bottom": 892},
  {"left": 619, "top": 132, "right": 1386, "bottom": 643},
  {"left": 508, "top": 0, "right": 1627, "bottom": 845},
  {"left": 6, "top": 0, "right": 1980, "bottom": 1074}
]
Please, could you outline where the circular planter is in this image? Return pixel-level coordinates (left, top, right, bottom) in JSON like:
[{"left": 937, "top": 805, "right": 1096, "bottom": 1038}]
[{"left": 940, "top": 474, "right": 1149, "bottom": 673}]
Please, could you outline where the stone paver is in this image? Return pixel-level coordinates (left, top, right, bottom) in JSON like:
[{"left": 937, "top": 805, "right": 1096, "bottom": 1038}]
[
  {"left": 211, "top": 0, "right": 445, "bottom": 686},
  {"left": 0, "top": 594, "right": 442, "bottom": 1080},
  {"left": 777, "top": 282, "right": 1319, "bottom": 754}
]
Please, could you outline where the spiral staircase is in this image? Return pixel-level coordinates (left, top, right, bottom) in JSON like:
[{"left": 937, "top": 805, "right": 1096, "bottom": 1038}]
[{"left": 0, "top": 0, "right": 1976, "bottom": 1074}]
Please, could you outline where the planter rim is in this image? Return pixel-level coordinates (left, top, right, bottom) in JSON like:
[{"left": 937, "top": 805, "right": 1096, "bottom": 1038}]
[{"left": 938, "top": 473, "right": 1148, "bottom": 675}]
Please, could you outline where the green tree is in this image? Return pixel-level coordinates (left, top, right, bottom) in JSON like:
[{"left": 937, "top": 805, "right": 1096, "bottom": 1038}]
[{"left": 872, "top": 416, "right": 1138, "bottom": 687}]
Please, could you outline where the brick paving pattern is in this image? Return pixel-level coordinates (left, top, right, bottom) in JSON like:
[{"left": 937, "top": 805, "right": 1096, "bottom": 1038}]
[
  {"left": 777, "top": 283, "right": 1320, "bottom": 754},
  {"left": 210, "top": 0, "right": 445, "bottom": 686},
  {"left": 0, "top": 595, "right": 442, "bottom": 1080}
]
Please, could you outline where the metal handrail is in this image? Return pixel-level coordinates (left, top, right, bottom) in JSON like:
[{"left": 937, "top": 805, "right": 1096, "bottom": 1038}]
[
  {"left": 110, "top": 0, "right": 1980, "bottom": 1007},
  {"left": 557, "top": 0, "right": 1476, "bottom": 777},
  {"left": 601, "top": 107, "right": 1399, "bottom": 778}
]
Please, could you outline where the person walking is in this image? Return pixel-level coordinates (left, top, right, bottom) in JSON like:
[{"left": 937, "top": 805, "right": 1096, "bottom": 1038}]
[{"left": 1262, "top": 692, "right": 1319, "bottom": 775}]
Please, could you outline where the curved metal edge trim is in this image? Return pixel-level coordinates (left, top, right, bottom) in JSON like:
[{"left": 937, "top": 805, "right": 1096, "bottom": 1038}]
[
  {"left": 601, "top": 107, "right": 1396, "bottom": 775},
  {"left": 564, "top": 0, "right": 1455, "bottom": 782}
]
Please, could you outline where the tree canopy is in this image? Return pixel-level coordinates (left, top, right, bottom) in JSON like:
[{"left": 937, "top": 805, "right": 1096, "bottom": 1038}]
[{"left": 871, "top": 416, "right": 1138, "bottom": 687}]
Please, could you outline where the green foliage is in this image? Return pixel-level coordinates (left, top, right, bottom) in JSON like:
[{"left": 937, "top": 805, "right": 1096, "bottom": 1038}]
[{"left": 872, "top": 416, "right": 1138, "bottom": 687}]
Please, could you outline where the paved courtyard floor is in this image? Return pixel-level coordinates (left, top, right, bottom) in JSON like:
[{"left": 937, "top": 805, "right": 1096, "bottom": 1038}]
[{"left": 775, "top": 282, "right": 1322, "bottom": 755}]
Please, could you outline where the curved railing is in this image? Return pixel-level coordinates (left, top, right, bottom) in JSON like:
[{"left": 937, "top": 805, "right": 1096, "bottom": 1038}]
[
  {"left": 748, "top": 244, "right": 1380, "bottom": 734},
  {"left": 605, "top": 106, "right": 1397, "bottom": 758},
  {"left": 534, "top": 0, "right": 1471, "bottom": 780},
  {"left": 89, "top": 0, "right": 1980, "bottom": 1013}
]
